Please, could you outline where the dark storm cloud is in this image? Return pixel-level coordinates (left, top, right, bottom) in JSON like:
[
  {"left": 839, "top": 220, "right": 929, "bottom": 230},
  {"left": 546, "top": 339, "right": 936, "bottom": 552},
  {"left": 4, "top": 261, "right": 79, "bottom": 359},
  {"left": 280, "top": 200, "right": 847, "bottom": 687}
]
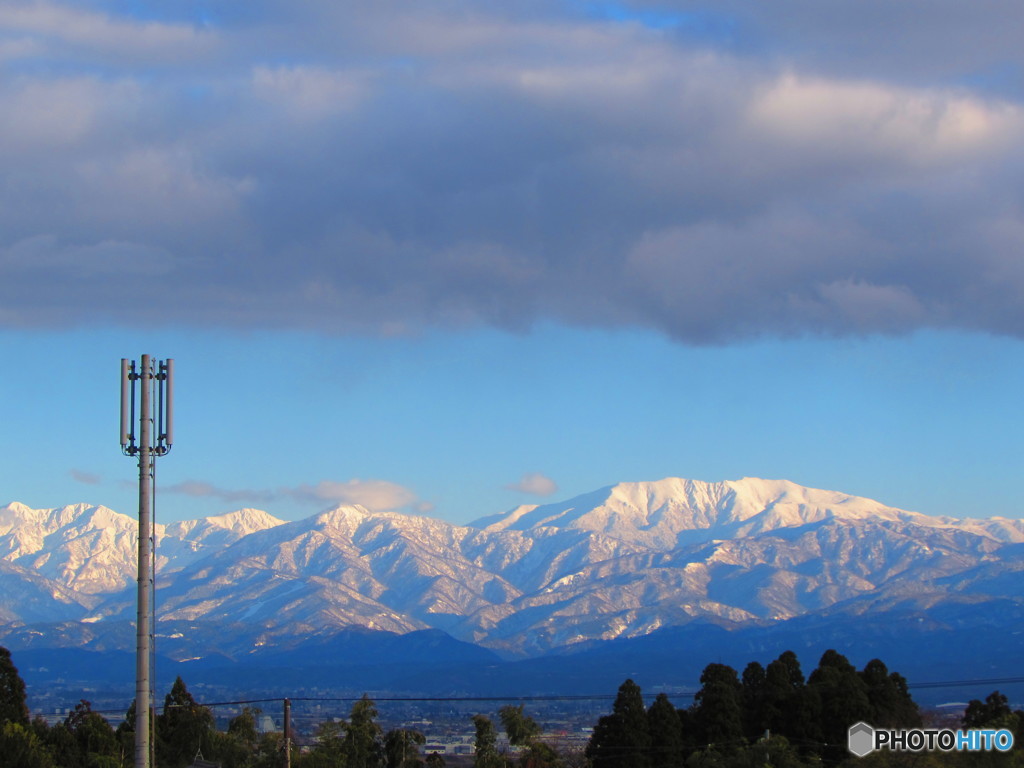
[{"left": 2, "top": 1, "right": 1024, "bottom": 342}]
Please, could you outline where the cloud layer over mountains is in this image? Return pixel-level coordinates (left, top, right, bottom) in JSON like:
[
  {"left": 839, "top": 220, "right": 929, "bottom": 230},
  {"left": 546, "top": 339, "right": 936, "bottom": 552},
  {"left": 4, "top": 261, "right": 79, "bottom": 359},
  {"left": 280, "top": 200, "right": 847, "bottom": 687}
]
[{"left": 3, "top": 2, "right": 1024, "bottom": 341}]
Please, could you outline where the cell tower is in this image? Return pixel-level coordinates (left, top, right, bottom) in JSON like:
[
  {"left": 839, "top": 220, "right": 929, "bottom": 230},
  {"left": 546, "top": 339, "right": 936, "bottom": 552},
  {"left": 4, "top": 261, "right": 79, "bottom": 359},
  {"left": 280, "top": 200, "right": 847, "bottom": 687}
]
[{"left": 120, "top": 356, "right": 173, "bottom": 768}]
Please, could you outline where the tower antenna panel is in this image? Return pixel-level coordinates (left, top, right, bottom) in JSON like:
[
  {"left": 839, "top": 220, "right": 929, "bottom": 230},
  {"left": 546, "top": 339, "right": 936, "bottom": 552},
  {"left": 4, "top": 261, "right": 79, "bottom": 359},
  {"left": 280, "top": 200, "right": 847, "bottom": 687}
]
[{"left": 164, "top": 359, "right": 174, "bottom": 448}]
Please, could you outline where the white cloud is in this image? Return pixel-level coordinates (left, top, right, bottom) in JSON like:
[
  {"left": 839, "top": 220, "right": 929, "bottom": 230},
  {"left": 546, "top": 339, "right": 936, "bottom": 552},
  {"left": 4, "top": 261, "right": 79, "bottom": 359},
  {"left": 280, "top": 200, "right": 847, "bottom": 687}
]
[
  {"left": 748, "top": 74, "right": 1024, "bottom": 165},
  {"left": 0, "top": 76, "right": 138, "bottom": 152},
  {"left": 288, "top": 479, "right": 420, "bottom": 511},
  {"left": 2, "top": 3, "right": 1024, "bottom": 341},
  {"left": 251, "top": 66, "right": 368, "bottom": 119},
  {"left": 506, "top": 473, "right": 558, "bottom": 496},
  {"left": 165, "top": 477, "right": 423, "bottom": 513},
  {"left": 0, "top": 2, "right": 215, "bottom": 62}
]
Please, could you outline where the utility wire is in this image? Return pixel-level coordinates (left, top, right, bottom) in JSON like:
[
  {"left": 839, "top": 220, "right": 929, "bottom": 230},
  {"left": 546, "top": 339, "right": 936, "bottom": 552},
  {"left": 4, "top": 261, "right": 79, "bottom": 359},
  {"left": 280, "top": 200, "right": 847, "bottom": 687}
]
[{"left": 44, "top": 674, "right": 1024, "bottom": 720}]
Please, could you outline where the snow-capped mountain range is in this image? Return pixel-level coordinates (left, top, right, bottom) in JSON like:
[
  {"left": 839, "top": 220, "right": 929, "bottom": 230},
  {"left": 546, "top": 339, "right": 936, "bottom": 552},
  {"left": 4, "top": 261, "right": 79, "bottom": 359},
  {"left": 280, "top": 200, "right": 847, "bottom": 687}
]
[{"left": 2, "top": 477, "right": 1023, "bottom": 660}]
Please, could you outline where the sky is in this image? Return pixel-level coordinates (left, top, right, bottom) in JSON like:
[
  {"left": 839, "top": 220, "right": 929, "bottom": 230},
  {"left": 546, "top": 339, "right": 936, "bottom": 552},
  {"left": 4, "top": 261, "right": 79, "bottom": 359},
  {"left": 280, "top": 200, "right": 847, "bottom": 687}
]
[{"left": 2, "top": 1, "right": 1024, "bottom": 525}]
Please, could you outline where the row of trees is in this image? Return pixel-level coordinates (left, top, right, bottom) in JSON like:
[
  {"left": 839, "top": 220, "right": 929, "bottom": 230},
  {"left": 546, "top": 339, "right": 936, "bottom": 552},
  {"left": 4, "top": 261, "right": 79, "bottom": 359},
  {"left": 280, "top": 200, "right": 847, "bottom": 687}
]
[
  {"left": 0, "top": 643, "right": 443, "bottom": 768},
  {"left": 0, "top": 665, "right": 288, "bottom": 768},
  {"left": 586, "top": 649, "right": 921, "bottom": 767},
  {"left": 4, "top": 644, "right": 1024, "bottom": 768},
  {"left": 585, "top": 649, "right": 1024, "bottom": 768},
  {"left": 299, "top": 695, "right": 443, "bottom": 768},
  {"left": 0, "top": 645, "right": 564, "bottom": 768}
]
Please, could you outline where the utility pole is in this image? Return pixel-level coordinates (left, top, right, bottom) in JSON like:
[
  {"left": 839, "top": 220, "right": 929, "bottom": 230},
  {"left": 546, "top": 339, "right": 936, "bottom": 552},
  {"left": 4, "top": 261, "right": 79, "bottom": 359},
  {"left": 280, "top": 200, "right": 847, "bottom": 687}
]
[
  {"left": 121, "top": 356, "right": 174, "bottom": 768},
  {"left": 283, "top": 698, "right": 292, "bottom": 768}
]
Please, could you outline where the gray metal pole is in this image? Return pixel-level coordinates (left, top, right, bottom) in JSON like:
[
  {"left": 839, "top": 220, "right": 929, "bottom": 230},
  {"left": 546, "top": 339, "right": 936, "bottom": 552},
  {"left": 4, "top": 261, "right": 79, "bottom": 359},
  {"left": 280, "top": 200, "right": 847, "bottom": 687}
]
[
  {"left": 284, "top": 698, "right": 292, "bottom": 768},
  {"left": 135, "top": 354, "right": 152, "bottom": 768}
]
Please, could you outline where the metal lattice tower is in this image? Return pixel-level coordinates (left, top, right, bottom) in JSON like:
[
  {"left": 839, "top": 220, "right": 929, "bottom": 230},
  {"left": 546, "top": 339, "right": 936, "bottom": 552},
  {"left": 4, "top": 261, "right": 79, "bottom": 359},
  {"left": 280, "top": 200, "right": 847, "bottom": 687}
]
[{"left": 120, "top": 356, "right": 174, "bottom": 768}]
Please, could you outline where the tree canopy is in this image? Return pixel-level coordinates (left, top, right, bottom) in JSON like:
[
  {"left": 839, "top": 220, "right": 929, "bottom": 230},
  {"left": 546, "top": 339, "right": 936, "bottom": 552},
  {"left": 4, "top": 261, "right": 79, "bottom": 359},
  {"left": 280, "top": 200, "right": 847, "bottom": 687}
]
[
  {"left": 0, "top": 646, "right": 941, "bottom": 768},
  {"left": 585, "top": 678, "right": 652, "bottom": 768},
  {"left": 0, "top": 645, "right": 29, "bottom": 727}
]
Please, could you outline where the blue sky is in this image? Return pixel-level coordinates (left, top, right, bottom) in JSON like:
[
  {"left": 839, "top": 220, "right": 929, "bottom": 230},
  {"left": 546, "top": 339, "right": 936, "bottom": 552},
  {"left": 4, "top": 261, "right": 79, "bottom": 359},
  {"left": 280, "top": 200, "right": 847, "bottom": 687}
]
[{"left": 2, "top": 1, "right": 1024, "bottom": 524}]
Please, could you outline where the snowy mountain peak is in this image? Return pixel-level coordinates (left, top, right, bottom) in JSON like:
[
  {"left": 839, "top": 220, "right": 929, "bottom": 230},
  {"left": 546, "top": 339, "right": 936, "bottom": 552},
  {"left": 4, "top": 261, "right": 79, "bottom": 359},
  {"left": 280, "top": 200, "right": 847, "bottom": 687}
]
[
  {"left": 0, "top": 502, "right": 44, "bottom": 537},
  {"left": 473, "top": 477, "right": 957, "bottom": 550},
  {"left": 1, "top": 502, "right": 285, "bottom": 595},
  {"left": 211, "top": 508, "right": 286, "bottom": 532},
  {"left": 312, "top": 504, "right": 374, "bottom": 529},
  {"left": 165, "top": 508, "right": 285, "bottom": 540},
  {"left": 5, "top": 477, "right": 1024, "bottom": 656},
  {"left": 0, "top": 500, "right": 36, "bottom": 519},
  {"left": 0, "top": 501, "right": 132, "bottom": 536}
]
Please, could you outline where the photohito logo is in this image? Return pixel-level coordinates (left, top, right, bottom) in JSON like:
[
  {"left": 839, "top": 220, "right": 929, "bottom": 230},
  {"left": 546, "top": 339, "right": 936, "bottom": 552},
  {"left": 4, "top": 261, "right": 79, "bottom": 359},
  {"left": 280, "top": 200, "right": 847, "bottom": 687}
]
[{"left": 848, "top": 722, "right": 1014, "bottom": 756}]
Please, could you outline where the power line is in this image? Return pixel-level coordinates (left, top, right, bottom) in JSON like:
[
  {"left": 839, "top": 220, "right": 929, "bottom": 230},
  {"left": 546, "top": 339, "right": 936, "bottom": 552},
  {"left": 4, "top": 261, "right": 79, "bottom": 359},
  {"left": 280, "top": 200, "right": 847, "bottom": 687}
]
[{"left": 42, "top": 675, "right": 1024, "bottom": 721}]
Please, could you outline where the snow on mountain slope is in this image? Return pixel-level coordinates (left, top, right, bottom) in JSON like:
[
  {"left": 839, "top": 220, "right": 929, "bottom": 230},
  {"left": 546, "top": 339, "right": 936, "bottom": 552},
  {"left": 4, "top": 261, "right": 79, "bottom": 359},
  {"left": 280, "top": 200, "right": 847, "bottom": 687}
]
[
  {"left": 0, "top": 502, "right": 286, "bottom": 595},
  {"left": 472, "top": 477, "right": 1024, "bottom": 549},
  {"left": 472, "top": 477, "right": 875, "bottom": 548},
  {"left": 164, "top": 508, "right": 285, "bottom": 544},
  {"left": 0, "top": 560, "right": 94, "bottom": 623},
  {"left": 0, "top": 503, "right": 140, "bottom": 594},
  {"left": 147, "top": 485, "right": 1024, "bottom": 653},
  {"left": 160, "top": 508, "right": 285, "bottom": 571},
  {"left": 152, "top": 505, "right": 520, "bottom": 637},
  {"left": 4, "top": 477, "right": 1024, "bottom": 657}
]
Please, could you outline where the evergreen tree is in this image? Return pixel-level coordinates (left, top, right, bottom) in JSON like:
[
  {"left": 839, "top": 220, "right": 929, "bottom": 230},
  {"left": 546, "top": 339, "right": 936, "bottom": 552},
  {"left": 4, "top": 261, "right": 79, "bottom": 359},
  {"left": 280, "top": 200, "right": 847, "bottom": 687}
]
[
  {"left": 691, "top": 663, "right": 744, "bottom": 752},
  {"left": 740, "top": 661, "right": 768, "bottom": 742},
  {"left": 613, "top": 678, "right": 651, "bottom": 767},
  {"left": 773, "top": 651, "right": 805, "bottom": 688},
  {"left": 964, "top": 691, "right": 1016, "bottom": 729},
  {"left": 808, "top": 649, "right": 870, "bottom": 763},
  {"left": 647, "top": 693, "right": 684, "bottom": 768},
  {"left": 158, "top": 676, "right": 216, "bottom": 768},
  {"left": 0, "top": 645, "right": 29, "bottom": 727},
  {"left": 42, "top": 720, "right": 82, "bottom": 768},
  {"left": 763, "top": 651, "right": 820, "bottom": 749},
  {"left": 500, "top": 704, "right": 541, "bottom": 747},
  {"left": 472, "top": 714, "right": 503, "bottom": 768},
  {"left": 384, "top": 727, "right": 425, "bottom": 768},
  {"left": 344, "top": 695, "right": 384, "bottom": 768},
  {"left": 586, "top": 713, "right": 617, "bottom": 767},
  {"left": 860, "top": 658, "right": 920, "bottom": 728},
  {"left": 38, "top": 707, "right": 113, "bottom": 768},
  {"left": 585, "top": 678, "right": 651, "bottom": 768},
  {"left": 64, "top": 699, "right": 119, "bottom": 767},
  {"left": 959, "top": 692, "right": 1024, "bottom": 768}
]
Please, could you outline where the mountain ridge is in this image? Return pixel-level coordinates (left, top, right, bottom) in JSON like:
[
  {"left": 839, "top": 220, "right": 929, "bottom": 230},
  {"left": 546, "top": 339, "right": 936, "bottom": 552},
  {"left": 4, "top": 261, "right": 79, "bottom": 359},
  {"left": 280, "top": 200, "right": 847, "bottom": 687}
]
[{"left": 2, "top": 476, "right": 1022, "bottom": 661}]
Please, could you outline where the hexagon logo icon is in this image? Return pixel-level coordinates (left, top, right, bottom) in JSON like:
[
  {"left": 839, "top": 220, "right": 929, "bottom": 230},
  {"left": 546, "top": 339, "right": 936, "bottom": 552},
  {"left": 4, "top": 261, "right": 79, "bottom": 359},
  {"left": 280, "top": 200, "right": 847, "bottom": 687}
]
[{"left": 848, "top": 722, "right": 875, "bottom": 757}]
